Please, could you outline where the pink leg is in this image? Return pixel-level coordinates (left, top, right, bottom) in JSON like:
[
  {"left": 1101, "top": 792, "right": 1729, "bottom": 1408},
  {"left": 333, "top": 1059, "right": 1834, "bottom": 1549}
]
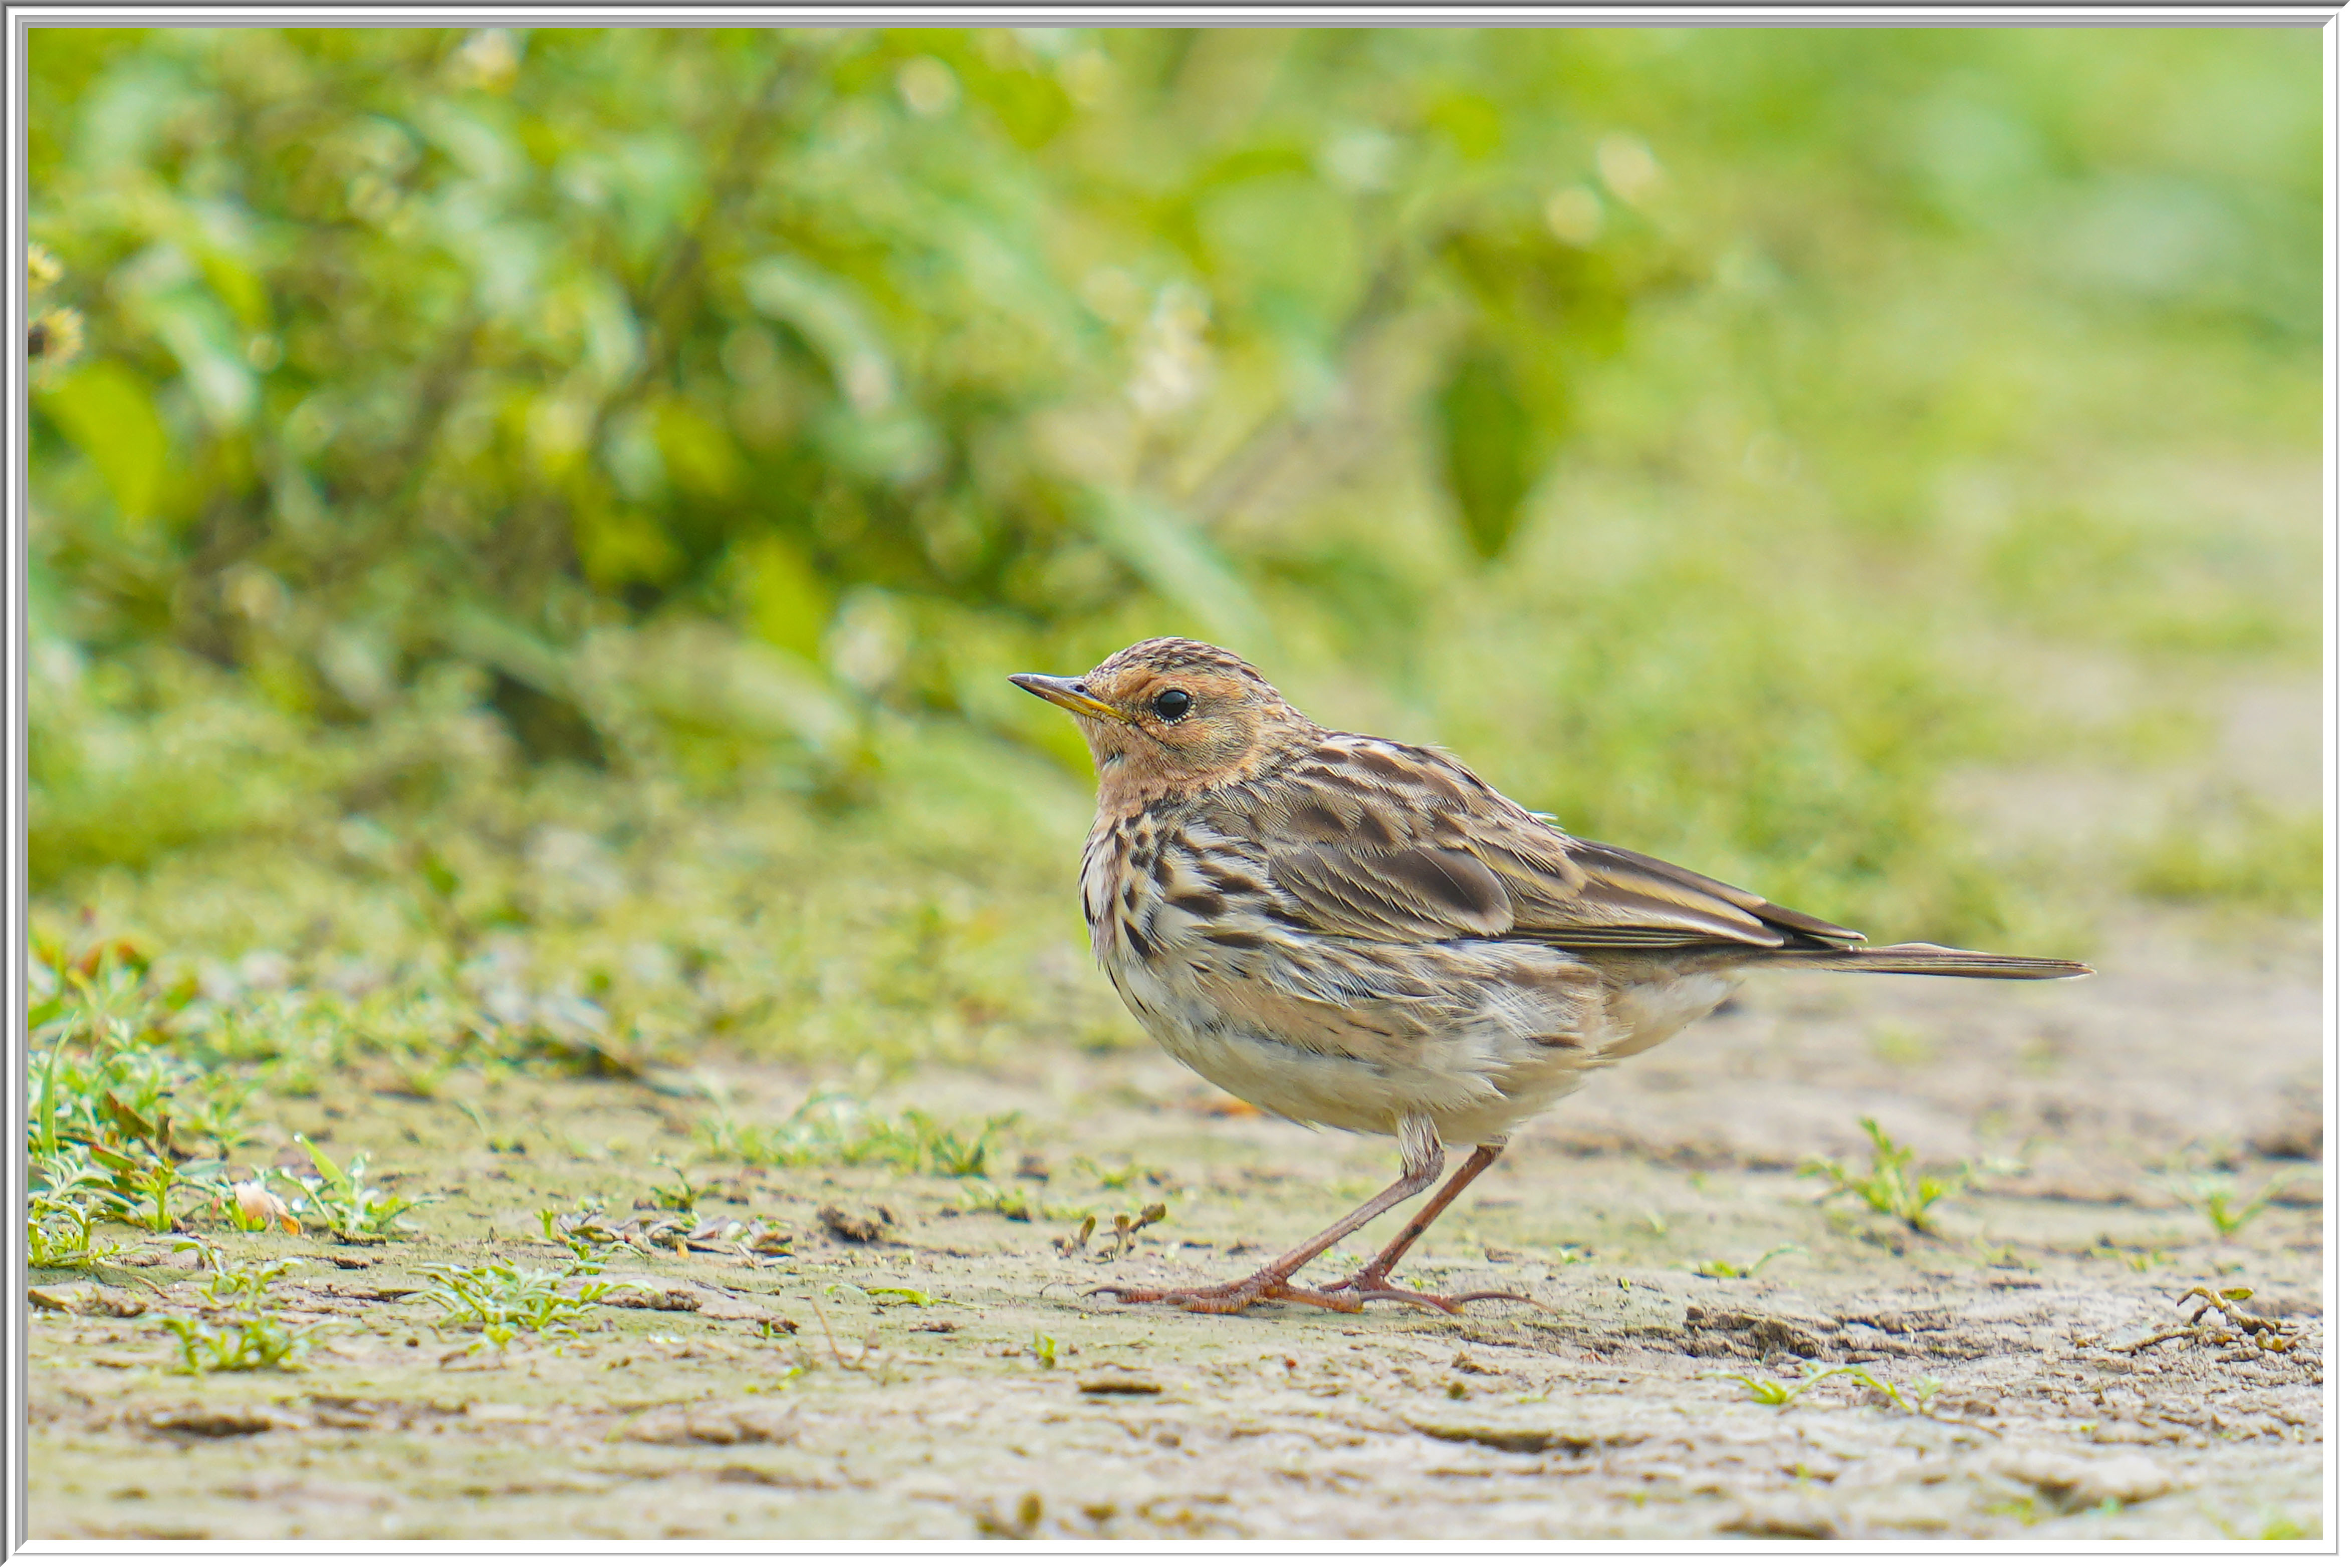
[
  {"left": 1092, "top": 1119, "right": 1449, "bottom": 1315},
  {"left": 1315, "top": 1142, "right": 1535, "bottom": 1312}
]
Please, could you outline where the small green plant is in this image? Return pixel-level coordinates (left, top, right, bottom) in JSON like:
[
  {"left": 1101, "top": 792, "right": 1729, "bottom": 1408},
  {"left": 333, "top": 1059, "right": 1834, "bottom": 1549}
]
[
  {"left": 27, "top": 1192, "right": 121, "bottom": 1268},
  {"left": 697, "top": 1093, "right": 1018, "bottom": 1179},
  {"left": 25, "top": 943, "right": 268, "bottom": 1193},
  {"left": 174, "top": 1238, "right": 301, "bottom": 1306},
  {"left": 1839, "top": 1366, "right": 1944, "bottom": 1415},
  {"left": 28, "top": 1151, "right": 132, "bottom": 1266},
  {"left": 284, "top": 1135, "right": 426, "bottom": 1239},
  {"left": 1707, "top": 1367, "right": 1811, "bottom": 1406},
  {"left": 156, "top": 1240, "right": 314, "bottom": 1375},
  {"left": 2175, "top": 1172, "right": 2293, "bottom": 1239},
  {"left": 412, "top": 1253, "right": 620, "bottom": 1358},
  {"left": 1030, "top": 1330, "right": 1060, "bottom": 1371},
  {"left": 1695, "top": 1243, "right": 1804, "bottom": 1279},
  {"left": 115, "top": 1151, "right": 184, "bottom": 1234},
  {"left": 954, "top": 1179, "right": 1096, "bottom": 1225},
  {"left": 540, "top": 1205, "right": 624, "bottom": 1262},
  {"left": 647, "top": 1163, "right": 703, "bottom": 1212},
  {"left": 1707, "top": 1361, "right": 1942, "bottom": 1414},
  {"left": 950, "top": 1180, "right": 1036, "bottom": 1222},
  {"left": 1802, "top": 1118, "right": 1953, "bottom": 1234},
  {"left": 160, "top": 1309, "right": 313, "bottom": 1375},
  {"left": 864, "top": 1285, "right": 952, "bottom": 1308}
]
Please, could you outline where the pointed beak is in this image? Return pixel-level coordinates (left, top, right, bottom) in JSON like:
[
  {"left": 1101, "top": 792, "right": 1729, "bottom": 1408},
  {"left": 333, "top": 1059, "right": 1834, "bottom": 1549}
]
[{"left": 1009, "top": 673, "right": 1128, "bottom": 724}]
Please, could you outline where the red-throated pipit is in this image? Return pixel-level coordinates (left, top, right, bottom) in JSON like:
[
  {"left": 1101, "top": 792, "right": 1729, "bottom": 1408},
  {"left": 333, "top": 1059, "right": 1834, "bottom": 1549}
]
[{"left": 1012, "top": 638, "right": 2089, "bottom": 1315}]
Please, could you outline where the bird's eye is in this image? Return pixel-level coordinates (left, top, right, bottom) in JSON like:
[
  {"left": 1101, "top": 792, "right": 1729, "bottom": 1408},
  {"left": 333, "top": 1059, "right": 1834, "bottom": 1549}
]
[{"left": 1152, "top": 688, "right": 1194, "bottom": 722}]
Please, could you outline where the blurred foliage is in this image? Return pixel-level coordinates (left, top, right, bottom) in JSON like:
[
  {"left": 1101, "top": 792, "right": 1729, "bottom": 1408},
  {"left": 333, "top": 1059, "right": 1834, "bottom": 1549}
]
[
  {"left": 2132, "top": 791, "right": 2322, "bottom": 914},
  {"left": 28, "top": 27, "right": 2319, "bottom": 995}
]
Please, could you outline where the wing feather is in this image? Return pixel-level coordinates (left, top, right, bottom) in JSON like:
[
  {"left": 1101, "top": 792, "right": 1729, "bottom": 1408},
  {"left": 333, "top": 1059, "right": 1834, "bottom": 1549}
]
[{"left": 1238, "top": 738, "right": 1865, "bottom": 952}]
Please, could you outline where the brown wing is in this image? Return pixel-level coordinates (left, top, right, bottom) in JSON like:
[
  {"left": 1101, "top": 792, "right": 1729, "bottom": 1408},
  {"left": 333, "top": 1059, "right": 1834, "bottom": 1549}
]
[{"left": 1231, "top": 735, "right": 1865, "bottom": 952}]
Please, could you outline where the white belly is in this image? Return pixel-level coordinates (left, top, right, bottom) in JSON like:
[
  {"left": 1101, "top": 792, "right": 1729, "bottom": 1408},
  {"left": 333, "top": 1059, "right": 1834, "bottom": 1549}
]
[
  {"left": 1106, "top": 940, "right": 1652, "bottom": 1149},
  {"left": 1597, "top": 971, "right": 1741, "bottom": 1061}
]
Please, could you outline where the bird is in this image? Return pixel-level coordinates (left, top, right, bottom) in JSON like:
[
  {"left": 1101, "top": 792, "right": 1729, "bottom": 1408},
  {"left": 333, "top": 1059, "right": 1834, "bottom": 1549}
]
[{"left": 1010, "top": 637, "right": 2090, "bottom": 1316}]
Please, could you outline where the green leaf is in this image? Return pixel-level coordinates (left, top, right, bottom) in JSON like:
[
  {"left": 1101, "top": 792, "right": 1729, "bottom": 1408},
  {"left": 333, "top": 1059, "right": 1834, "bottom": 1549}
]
[
  {"left": 98, "top": 1091, "right": 156, "bottom": 1146},
  {"left": 1435, "top": 343, "right": 1541, "bottom": 561},
  {"left": 294, "top": 1134, "right": 348, "bottom": 1192},
  {"left": 37, "top": 360, "right": 170, "bottom": 523},
  {"left": 416, "top": 847, "right": 460, "bottom": 900},
  {"left": 734, "top": 533, "right": 830, "bottom": 660}
]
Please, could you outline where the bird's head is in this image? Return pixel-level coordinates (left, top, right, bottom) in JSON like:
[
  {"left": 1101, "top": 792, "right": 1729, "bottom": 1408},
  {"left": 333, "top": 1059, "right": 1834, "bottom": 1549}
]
[{"left": 1011, "top": 638, "right": 1312, "bottom": 798}]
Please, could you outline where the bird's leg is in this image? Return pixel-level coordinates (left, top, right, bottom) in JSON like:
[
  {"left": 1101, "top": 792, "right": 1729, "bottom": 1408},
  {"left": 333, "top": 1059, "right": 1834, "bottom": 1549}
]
[
  {"left": 1093, "top": 1117, "right": 1449, "bottom": 1315},
  {"left": 1316, "top": 1142, "right": 1538, "bottom": 1313}
]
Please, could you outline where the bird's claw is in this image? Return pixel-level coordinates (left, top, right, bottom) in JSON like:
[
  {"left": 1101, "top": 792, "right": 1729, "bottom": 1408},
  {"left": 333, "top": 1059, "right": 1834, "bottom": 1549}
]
[
  {"left": 1090, "top": 1273, "right": 1535, "bottom": 1316},
  {"left": 1089, "top": 1276, "right": 1371, "bottom": 1315},
  {"left": 1313, "top": 1271, "right": 1541, "bottom": 1315}
]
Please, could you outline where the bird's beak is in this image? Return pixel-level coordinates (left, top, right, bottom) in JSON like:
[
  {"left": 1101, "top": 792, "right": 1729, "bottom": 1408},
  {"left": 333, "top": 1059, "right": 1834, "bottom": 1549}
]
[{"left": 1009, "top": 673, "right": 1128, "bottom": 724}]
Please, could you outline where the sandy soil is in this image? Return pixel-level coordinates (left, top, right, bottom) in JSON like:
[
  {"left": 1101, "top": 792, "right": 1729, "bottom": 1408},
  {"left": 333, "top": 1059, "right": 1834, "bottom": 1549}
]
[{"left": 27, "top": 912, "right": 2323, "bottom": 1541}]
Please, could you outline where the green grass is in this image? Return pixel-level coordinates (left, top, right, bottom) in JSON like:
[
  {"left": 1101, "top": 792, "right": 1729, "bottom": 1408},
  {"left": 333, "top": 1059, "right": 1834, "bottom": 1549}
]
[
  {"left": 698, "top": 1091, "right": 1021, "bottom": 1179},
  {"left": 1694, "top": 1244, "right": 1804, "bottom": 1280},
  {"left": 27, "top": 1189, "right": 121, "bottom": 1270},
  {"left": 2174, "top": 1172, "right": 2296, "bottom": 1240},
  {"left": 284, "top": 1136, "right": 427, "bottom": 1240},
  {"left": 158, "top": 1310, "right": 313, "bottom": 1377},
  {"left": 412, "top": 1252, "right": 623, "bottom": 1358},
  {"left": 1802, "top": 1119, "right": 1956, "bottom": 1236},
  {"left": 1708, "top": 1361, "right": 1944, "bottom": 1415},
  {"left": 155, "top": 1242, "right": 317, "bottom": 1375},
  {"left": 2133, "top": 793, "right": 2320, "bottom": 918}
]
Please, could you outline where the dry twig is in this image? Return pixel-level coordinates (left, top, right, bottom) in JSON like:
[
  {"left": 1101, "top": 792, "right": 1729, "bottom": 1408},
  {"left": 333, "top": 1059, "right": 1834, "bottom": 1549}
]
[{"left": 2121, "top": 1286, "right": 2301, "bottom": 1356}]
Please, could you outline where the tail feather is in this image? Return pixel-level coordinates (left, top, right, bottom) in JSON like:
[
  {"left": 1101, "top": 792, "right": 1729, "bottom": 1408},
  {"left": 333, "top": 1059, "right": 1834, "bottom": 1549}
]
[{"left": 1776, "top": 942, "right": 2092, "bottom": 981}]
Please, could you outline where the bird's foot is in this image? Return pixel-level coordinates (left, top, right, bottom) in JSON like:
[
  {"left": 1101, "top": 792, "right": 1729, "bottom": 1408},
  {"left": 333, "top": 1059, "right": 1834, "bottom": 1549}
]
[
  {"left": 1089, "top": 1274, "right": 1375, "bottom": 1315},
  {"left": 1092, "top": 1269, "right": 1535, "bottom": 1316},
  {"left": 1312, "top": 1266, "right": 1539, "bottom": 1315}
]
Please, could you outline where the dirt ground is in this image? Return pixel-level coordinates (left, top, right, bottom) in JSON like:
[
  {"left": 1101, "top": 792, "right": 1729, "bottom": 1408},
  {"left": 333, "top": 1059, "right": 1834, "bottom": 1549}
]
[{"left": 26, "top": 910, "right": 2323, "bottom": 1541}]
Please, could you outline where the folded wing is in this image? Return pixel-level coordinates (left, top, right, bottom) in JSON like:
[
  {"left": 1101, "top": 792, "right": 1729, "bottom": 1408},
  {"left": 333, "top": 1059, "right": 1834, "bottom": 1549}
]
[{"left": 1242, "top": 738, "right": 1865, "bottom": 952}]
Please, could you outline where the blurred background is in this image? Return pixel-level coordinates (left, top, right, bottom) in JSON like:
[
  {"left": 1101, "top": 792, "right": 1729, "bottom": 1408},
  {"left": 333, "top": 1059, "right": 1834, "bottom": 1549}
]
[{"left": 26, "top": 27, "right": 2319, "bottom": 1075}]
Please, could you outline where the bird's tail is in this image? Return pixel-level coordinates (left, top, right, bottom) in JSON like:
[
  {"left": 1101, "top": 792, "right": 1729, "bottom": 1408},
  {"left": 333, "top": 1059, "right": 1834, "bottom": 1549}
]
[{"left": 1771, "top": 943, "right": 2091, "bottom": 981}]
